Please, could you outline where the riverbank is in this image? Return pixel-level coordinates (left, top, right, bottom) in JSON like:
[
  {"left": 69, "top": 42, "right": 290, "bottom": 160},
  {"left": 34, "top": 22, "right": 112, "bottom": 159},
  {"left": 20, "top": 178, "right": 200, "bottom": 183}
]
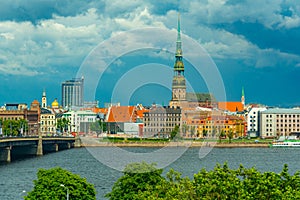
[{"left": 80, "top": 137, "right": 269, "bottom": 148}]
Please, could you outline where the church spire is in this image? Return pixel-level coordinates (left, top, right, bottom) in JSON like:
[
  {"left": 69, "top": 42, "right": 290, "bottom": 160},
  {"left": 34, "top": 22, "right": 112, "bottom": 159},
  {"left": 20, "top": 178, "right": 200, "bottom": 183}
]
[
  {"left": 174, "top": 13, "right": 184, "bottom": 75},
  {"left": 176, "top": 13, "right": 182, "bottom": 58},
  {"left": 241, "top": 86, "right": 245, "bottom": 107},
  {"left": 170, "top": 12, "right": 186, "bottom": 107}
]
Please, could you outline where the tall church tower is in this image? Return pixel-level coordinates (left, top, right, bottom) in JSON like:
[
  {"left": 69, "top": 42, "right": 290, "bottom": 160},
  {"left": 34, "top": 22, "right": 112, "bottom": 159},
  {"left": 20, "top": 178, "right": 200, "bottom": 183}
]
[
  {"left": 42, "top": 89, "right": 47, "bottom": 109},
  {"left": 170, "top": 14, "right": 187, "bottom": 108}
]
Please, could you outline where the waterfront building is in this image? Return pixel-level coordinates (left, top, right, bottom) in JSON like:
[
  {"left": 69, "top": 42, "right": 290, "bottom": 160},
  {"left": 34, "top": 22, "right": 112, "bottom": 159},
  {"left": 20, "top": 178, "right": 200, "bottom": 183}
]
[
  {"left": 61, "top": 77, "right": 84, "bottom": 108},
  {"left": 247, "top": 106, "right": 267, "bottom": 137},
  {"left": 63, "top": 110, "right": 97, "bottom": 135},
  {"left": 40, "top": 108, "right": 56, "bottom": 136},
  {"left": 27, "top": 100, "right": 40, "bottom": 135},
  {"left": 0, "top": 102, "right": 40, "bottom": 136},
  {"left": 195, "top": 115, "right": 245, "bottom": 138},
  {"left": 143, "top": 105, "right": 182, "bottom": 138},
  {"left": 260, "top": 108, "right": 300, "bottom": 138},
  {"left": 106, "top": 105, "right": 138, "bottom": 134}
]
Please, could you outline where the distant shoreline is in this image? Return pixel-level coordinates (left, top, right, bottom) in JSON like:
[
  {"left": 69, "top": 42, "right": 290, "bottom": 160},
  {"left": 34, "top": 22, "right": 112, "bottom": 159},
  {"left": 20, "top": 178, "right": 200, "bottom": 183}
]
[{"left": 79, "top": 138, "right": 269, "bottom": 148}]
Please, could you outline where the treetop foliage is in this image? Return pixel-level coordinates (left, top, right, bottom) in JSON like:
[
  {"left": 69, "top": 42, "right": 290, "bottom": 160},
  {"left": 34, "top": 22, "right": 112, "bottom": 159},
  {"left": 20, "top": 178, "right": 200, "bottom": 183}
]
[
  {"left": 24, "top": 167, "right": 96, "bottom": 200},
  {"left": 106, "top": 162, "right": 300, "bottom": 200}
]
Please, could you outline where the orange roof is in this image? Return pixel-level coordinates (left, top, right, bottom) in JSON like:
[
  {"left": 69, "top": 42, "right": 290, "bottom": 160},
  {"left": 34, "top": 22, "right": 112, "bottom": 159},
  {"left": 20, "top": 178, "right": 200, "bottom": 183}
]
[
  {"left": 92, "top": 108, "right": 108, "bottom": 115},
  {"left": 107, "top": 106, "right": 136, "bottom": 123},
  {"left": 80, "top": 107, "right": 108, "bottom": 115},
  {"left": 136, "top": 108, "right": 149, "bottom": 118},
  {"left": 218, "top": 102, "right": 244, "bottom": 112}
]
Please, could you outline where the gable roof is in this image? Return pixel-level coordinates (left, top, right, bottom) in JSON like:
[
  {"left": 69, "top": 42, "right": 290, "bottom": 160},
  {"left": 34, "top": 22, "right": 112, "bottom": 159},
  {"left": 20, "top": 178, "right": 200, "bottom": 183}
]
[
  {"left": 107, "top": 106, "right": 136, "bottom": 123},
  {"left": 218, "top": 102, "right": 244, "bottom": 112},
  {"left": 186, "top": 93, "right": 216, "bottom": 102}
]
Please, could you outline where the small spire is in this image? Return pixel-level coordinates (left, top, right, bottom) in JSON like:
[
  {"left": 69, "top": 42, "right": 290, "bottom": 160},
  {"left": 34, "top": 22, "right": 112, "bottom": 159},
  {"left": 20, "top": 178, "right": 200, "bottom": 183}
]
[
  {"left": 241, "top": 86, "right": 245, "bottom": 107},
  {"left": 242, "top": 86, "right": 245, "bottom": 97},
  {"left": 42, "top": 88, "right": 46, "bottom": 97}
]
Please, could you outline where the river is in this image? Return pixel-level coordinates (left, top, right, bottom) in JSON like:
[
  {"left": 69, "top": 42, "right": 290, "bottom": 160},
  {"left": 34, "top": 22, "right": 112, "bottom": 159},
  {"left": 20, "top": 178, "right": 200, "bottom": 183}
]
[{"left": 1, "top": 147, "right": 300, "bottom": 199}]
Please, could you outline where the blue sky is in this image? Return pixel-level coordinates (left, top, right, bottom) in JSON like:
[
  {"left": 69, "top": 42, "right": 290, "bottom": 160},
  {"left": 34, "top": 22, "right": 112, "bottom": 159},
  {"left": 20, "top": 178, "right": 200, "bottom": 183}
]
[{"left": 0, "top": 0, "right": 300, "bottom": 107}]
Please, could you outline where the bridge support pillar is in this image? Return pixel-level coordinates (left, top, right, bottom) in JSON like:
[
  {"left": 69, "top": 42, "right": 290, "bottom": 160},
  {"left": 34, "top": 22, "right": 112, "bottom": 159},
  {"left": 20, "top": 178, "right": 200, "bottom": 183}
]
[
  {"left": 6, "top": 146, "right": 12, "bottom": 162},
  {"left": 55, "top": 144, "right": 59, "bottom": 152},
  {"left": 74, "top": 136, "right": 81, "bottom": 148},
  {"left": 67, "top": 143, "right": 71, "bottom": 149},
  {"left": 37, "top": 134, "right": 43, "bottom": 156}
]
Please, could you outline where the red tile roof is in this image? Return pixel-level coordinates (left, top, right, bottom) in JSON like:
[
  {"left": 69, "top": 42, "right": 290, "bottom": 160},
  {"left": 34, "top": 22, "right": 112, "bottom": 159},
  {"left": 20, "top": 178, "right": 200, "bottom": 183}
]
[
  {"left": 107, "top": 106, "right": 136, "bottom": 123},
  {"left": 218, "top": 102, "right": 244, "bottom": 112}
]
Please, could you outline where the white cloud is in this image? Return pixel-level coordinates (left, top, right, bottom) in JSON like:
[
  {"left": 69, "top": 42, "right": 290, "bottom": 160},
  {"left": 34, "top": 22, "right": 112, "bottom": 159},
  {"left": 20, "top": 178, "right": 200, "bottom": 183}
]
[
  {"left": 185, "top": 0, "right": 300, "bottom": 30},
  {"left": 0, "top": 0, "right": 299, "bottom": 76}
]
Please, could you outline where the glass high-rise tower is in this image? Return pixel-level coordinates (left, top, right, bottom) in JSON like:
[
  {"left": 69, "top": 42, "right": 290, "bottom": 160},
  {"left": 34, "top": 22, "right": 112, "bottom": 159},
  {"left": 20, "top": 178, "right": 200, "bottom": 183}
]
[{"left": 61, "top": 77, "right": 84, "bottom": 108}]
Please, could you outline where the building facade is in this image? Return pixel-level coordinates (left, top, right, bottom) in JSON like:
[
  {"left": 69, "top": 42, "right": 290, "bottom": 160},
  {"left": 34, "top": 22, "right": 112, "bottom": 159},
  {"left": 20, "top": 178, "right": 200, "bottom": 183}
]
[
  {"left": 40, "top": 108, "right": 56, "bottom": 135},
  {"left": 260, "top": 108, "right": 300, "bottom": 138},
  {"left": 247, "top": 107, "right": 267, "bottom": 137},
  {"left": 143, "top": 105, "right": 182, "bottom": 138},
  {"left": 106, "top": 106, "right": 137, "bottom": 134},
  {"left": 62, "top": 77, "right": 84, "bottom": 108},
  {"left": 63, "top": 110, "right": 97, "bottom": 134}
]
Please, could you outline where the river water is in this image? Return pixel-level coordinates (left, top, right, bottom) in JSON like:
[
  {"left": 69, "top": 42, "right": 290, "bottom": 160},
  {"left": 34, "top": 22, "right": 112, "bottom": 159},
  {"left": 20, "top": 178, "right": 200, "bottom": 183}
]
[{"left": 1, "top": 147, "right": 300, "bottom": 199}]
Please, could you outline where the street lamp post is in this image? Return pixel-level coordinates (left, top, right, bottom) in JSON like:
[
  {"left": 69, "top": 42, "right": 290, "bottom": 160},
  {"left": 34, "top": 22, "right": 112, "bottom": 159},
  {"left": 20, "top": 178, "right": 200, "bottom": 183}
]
[{"left": 60, "top": 184, "right": 69, "bottom": 200}]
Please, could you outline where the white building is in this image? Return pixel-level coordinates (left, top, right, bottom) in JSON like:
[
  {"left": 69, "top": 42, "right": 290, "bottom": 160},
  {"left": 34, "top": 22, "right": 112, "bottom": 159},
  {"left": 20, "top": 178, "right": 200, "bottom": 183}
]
[
  {"left": 63, "top": 110, "right": 97, "bottom": 134},
  {"left": 247, "top": 107, "right": 267, "bottom": 137},
  {"left": 260, "top": 108, "right": 300, "bottom": 138}
]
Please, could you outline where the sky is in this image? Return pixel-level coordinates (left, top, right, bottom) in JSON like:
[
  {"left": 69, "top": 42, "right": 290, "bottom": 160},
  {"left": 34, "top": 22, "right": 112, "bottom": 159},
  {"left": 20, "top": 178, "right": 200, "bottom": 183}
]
[{"left": 1, "top": 0, "right": 300, "bottom": 108}]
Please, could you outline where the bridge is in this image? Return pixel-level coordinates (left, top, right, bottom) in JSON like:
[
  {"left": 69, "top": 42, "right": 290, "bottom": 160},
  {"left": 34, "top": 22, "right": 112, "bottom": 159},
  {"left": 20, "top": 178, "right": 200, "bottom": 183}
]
[{"left": 0, "top": 136, "right": 81, "bottom": 162}]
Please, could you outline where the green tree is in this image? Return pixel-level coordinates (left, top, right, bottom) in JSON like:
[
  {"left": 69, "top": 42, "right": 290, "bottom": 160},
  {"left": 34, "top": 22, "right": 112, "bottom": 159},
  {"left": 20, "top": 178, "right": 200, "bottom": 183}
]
[
  {"left": 227, "top": 129, "right": 234, "bottom": 143},
  {"left": 24, "top": 167, "right": 96, "bottom": 200},
  {"left": 107, "top": 162, "right": 300, "bottom": 200},
  {"left": 170, "top": 125, "right": 180, "bottom": 140},
  {"left": 90, "top": 120, "right": 107, "bottom": 136},
  {"left": 57, "top": 118, "right": 70, "bottom": 134},
  {"left": 1, "top": 119, "right": 28, "bottom": 136},
  {"left": 105, "top": 162, "right": 165, "bottom": 200}
]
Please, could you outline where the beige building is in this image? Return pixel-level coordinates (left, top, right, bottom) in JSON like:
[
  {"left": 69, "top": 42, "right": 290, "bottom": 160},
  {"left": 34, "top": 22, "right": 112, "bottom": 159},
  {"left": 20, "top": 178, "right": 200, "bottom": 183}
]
[
  {"left": 40, "top": 108, "right": 56, "bottom": 135},
  {"left": 260, "top": 108, "right": 300, "bottom": 138},
  {"left": 143, "top": 105, "right": 182, "bottom": 138}
]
